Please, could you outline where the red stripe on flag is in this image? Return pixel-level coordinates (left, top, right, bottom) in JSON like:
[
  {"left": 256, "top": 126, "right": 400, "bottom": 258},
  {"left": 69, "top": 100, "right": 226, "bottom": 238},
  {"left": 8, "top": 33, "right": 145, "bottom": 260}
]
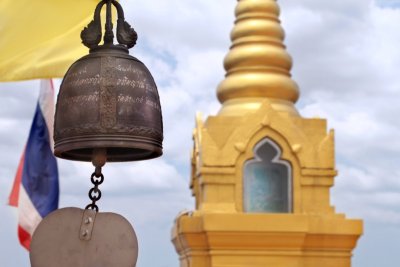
[
  {"left": 8, "top": 151, "right": 25, "bottom": 207},
  {"left": 50, "top": 79, "right": 55, "bottom": 92},
  {"left": 18, "top": 225, "right": 31, "bottom": 251}
]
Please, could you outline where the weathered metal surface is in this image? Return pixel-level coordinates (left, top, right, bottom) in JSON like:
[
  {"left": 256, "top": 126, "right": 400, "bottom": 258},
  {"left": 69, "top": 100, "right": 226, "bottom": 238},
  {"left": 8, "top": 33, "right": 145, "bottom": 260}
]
[
  {"left": 85, "top": 171, "right": 104, "bottom": 211},
  {"left": 54, "top": 47, "right": 163, "bottom": 162},
  {"left": 54, "top": 0, "right": 163, "bottom": 162},
  {"left": 81, "top": 0, "right": 137, "bottom": 49},
  {"left": 30, "top": 208, "right": 138, "bottom": 267}
]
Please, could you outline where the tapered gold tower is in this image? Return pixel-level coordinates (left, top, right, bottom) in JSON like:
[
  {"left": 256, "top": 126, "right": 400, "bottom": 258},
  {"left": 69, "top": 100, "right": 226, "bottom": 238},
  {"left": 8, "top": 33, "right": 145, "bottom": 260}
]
[
  {"left": 172, "top": 1, "right": 363, "bottom": 266},
  {"left": 217, "top": 0, "right": 299, "bottom": 116}
]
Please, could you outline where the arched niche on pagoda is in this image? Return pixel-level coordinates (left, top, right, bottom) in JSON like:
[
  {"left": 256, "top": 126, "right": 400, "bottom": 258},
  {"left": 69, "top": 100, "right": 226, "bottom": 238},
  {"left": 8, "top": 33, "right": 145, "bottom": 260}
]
[{"left": 243, "top": 138, "right": 292, "bottom": 213}]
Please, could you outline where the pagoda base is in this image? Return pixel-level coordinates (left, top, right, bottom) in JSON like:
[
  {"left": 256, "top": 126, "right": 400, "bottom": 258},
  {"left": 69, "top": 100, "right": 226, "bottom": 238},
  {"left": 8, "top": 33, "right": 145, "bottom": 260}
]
[{"left": 172, "top": 213, "right": 362, "bottom": 267}]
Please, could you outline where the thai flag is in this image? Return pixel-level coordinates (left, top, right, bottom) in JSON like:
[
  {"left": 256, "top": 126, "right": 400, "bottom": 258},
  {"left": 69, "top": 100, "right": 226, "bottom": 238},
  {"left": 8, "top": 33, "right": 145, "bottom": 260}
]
[{"left": 8, "top": 80, "right": 59, "bottom": 250}]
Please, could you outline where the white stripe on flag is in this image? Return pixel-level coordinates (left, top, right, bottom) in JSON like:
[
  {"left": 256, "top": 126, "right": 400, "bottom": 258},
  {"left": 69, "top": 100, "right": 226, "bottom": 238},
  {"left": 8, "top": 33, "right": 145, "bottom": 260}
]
[
  {"left": 18, "top": 186, "right": 43, "bottom": 236},
  {"left": 38, "top": 79, "right": 56, "bottom": 153}
]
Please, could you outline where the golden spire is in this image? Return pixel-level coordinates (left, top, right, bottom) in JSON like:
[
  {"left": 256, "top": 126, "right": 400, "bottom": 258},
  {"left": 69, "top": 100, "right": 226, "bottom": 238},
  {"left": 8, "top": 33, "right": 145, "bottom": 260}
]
[{"left": 217, "top": 0, "right": 300, "bottom": 116}]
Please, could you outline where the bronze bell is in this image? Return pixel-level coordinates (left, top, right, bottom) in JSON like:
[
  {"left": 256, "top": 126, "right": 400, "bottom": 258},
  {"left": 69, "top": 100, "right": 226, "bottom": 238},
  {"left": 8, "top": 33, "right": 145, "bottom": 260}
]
[{"left": 54, "top": 0, "right": 163, "bottom": 162}]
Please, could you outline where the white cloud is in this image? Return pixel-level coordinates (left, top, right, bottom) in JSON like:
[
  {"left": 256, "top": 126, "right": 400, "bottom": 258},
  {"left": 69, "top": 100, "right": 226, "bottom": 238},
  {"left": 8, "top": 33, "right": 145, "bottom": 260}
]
[
  {"left": 289, "top": 1, "right": 400, "bottom": 242},
  {"left": 376, "top": 0, "right": 400, "bottom": 8}
]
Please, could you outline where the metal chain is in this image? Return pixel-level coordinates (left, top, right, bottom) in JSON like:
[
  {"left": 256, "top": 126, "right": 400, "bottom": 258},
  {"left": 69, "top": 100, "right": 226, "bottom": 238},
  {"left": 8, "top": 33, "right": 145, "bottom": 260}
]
[{"left": 85, "top": 169, "right": 104, "bottom": 212}]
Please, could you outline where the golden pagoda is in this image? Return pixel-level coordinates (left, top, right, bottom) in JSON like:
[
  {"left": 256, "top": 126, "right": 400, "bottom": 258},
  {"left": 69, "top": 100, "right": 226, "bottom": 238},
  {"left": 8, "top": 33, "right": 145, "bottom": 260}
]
[{"left": 171, "top": 0, "right": 363, "bottom": 266}]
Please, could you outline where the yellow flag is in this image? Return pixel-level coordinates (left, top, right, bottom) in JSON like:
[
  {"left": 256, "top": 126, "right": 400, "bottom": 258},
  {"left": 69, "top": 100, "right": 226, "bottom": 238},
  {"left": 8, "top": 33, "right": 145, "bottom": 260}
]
[{"left": 0, "top": 0, "right": 101, "bottom": 82}]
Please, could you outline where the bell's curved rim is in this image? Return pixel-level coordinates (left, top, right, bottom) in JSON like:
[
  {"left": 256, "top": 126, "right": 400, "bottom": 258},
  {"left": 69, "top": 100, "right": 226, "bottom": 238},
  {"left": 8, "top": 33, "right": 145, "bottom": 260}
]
[{"left": 54, "top": 134, "right": 163, "bottom": 162}]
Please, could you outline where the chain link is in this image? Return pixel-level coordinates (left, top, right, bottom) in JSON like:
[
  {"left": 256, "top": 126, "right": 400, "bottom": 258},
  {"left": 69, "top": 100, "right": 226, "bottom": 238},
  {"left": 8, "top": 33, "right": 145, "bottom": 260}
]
[{"left": 85, "top": 171, "right": 104, "bottom": 212}]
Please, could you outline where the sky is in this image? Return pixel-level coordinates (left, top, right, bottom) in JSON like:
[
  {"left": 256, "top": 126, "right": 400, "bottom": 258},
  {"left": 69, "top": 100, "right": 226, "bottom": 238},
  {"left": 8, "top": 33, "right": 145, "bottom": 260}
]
[{"left": 1, "top": 0, "right": 400, "bottom": 266}]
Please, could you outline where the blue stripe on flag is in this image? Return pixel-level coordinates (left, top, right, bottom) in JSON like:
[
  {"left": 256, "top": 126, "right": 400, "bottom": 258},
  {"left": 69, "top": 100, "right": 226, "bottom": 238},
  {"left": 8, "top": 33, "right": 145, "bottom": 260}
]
[{"left": 21, "top": 103, "right": 59, "bottom": 218}]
